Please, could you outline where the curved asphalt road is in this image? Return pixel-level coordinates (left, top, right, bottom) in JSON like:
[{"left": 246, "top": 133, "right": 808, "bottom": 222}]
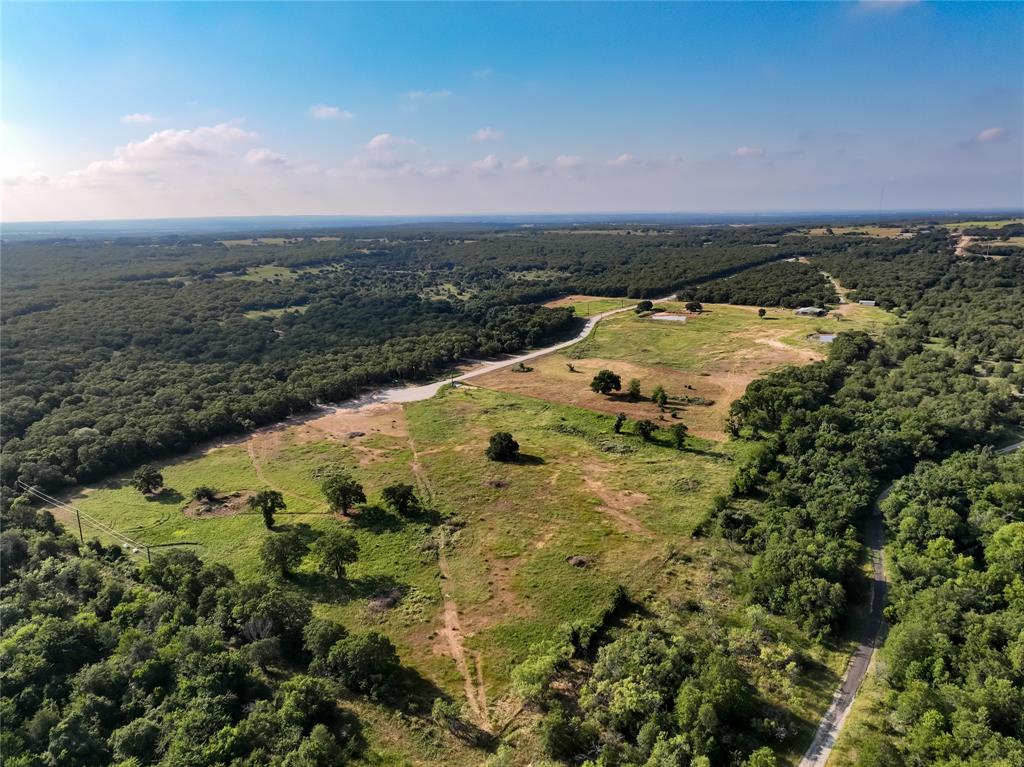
[{"left": 799, "top": 437, "right": 1024, "bottom": 767}]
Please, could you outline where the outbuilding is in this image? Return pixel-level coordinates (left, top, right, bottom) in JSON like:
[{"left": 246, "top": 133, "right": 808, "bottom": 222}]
[{"left": 794, "top": 306, "right": 828, "bottom": 317}]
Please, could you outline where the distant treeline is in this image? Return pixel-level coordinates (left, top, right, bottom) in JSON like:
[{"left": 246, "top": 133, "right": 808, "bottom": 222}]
[{"left": 683, "top": 259, "right": 838, "bottom": 308}]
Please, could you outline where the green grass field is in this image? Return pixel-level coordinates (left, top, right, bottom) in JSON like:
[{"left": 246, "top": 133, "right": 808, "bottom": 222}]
[
  {"left": 242, "top": 304, "right": 311, "bottom": 319},
  {"left": 545, "top": 295, "right": 634, "bottom": 317},
  {"left": 573, "top": 302, "right": 895, "bottom": 373},
  {"left": 57, "top": 297, "right": 890, "bottom": 765},
  {"left": 943, "top": 218, "right": 1023, "bottom": 229}
]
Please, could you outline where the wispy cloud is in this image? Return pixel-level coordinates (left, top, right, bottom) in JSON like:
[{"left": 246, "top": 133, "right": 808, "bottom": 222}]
[
  {"left": 510, "top": 156, "right": 536, "bottom": 172},
  {"left": 854, "top": 0, "right": 919, "bottom": 13},
  {"left": 309, "top": 104, "right": 354, "bottom": 120},
  {"left": 121, "top": 113, "right": 157, "bottom": 125},
  {"left": 366, "top": 133, "right": 413, "bottom": 150},
  {"left": 472, "top": 67, "right": 494, "bottom": 79},
  {"left": 471, "top": 154, "right": 502, "bottom": 173},
  {"left": 405, "top": 89, "right": 452, "bottom": 100},
  {"left": 976, "top": 127, "right": 1007, "bottom": 143},
  {"left": 471, "top": 126, "right": 502, "bottom": 142},
  {"left": 245, "top": 148, "right": 290, "bottom": 168},
  {"left": 733, "top": 146, "right": 764, "bottom": 158},
  {"left": 608, "top": 153, "right": 638, "bottom": 167}
]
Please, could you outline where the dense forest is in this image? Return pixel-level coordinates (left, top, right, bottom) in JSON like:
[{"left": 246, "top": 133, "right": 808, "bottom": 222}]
[
  {"left": 723, "top": 330, "right": 1020, "bottom": 636},
  {"left": 0, "top": 502, "right": 442, "bottom": 766},
  {"left": 845, "top": 450, "right": 1024, "bottom": 766},
  {"left": 720, "top": 229, "right": 1024, "bottom": 636},
  {"left": 683, "top": 260, "right": 838, "bottom": 309},
  {"left": 1, "top": 227, "right": 814, "bottom": 492},
  {"left": 804, "top": 230, "right": 954, "bottom": 311}
]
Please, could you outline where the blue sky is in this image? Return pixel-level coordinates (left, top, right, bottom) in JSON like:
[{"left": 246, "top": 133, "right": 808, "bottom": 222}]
[{"left": 2, "top": 1, "right": 1021, "bottom": 221}]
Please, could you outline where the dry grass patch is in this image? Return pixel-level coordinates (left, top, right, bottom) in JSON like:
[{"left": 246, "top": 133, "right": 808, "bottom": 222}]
[{"left": 473, "top": 355, "right": 732, "bottom": 440}]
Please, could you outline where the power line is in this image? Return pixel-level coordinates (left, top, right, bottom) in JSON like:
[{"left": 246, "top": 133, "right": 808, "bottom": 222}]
[{"left": 16, "top": 481, "right": 155, "bottom": 560}]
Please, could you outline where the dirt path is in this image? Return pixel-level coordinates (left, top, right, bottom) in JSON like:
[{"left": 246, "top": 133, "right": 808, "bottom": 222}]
[
  {"left": 245, "top": 437, "right": 324, "bottom": 508},
  {"left": 581, "top": 473, "right": 654, "bottom": 537},
  {"left": 407, "top": 429, "right": 491, "bottom": 730},
  {"left": 801, "top": 438, "right": 1024, "bottom": 767}
]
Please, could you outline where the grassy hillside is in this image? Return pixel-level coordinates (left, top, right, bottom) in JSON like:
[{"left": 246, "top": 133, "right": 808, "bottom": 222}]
[{"left": 49, "top": 299, "right": 888, "bottom": 764}]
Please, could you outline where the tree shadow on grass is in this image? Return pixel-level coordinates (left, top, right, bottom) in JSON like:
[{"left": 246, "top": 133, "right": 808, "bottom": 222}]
[
  {"left": 291, "top": 571, "right": 409, "bottom": 605},
  {"left": 406, "top": 506, "right": 444, "bottom": 526},
  {"left": 349, "top": 504, "right": 403, "bottom": 532},
  {"left": 151, "top": 488, "right": 184, "bottom": 504},
  {"left": 276, "top": 521, "right": 319, "bottom": 545},
  {"left": 513, "top": 453, "right": 546, "bottom": 466}
]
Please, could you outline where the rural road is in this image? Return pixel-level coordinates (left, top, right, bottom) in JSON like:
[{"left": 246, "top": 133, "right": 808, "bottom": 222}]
[
  {"left": 799, "top": 436, "right": 1024, "bottom": 767},
  {"left": 330, "top": 296, "right": 674, "bottom": 408}
]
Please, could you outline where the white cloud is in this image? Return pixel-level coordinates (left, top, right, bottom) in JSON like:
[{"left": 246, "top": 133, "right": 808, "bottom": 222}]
[
  {"left": 977, "top": 127, "right": 1007, "bottom": 143},
  {"left": 121, "top": 113, "right": 157, "bottom": 125},
  {"left": 472, "top": 67, "right": 494, "bottom": 79},
  {"left": 609, "top": 153, "right": 637, "bottom": 167},
  {"left": 471, "top": 126, "right": 503, "bottom": 142},
  {"left": 245, "top": 148, "right": 290, "bottom": 168},
  {"left": 511, "top": 156, "right": 533, "bottom": 171},
  {"left": 554, "top": 155, "right": 583, "bottom": 170},
  {"left": 309, "top": 104, "right": 354, "bottom": 120},
  {"left": 734, "top": 146, "right": 765, "bottom": 158},
  {"left": 70, "top": 123, "right": 258, "bottom": 186},
  {"left": 341, "top": 134, "right": 423, "bottom": 179},
  {"left": 2, "top": 172, "right": 51, "bottom": 187},
  {"left": 471, "top": 154, "right": 502, "bottom": 173},
  {"left": 405, "top": 89, "right": 452, "bottom": 100},
  {"left": 366, "top": 133, "right": 413, "bottom": 150}
]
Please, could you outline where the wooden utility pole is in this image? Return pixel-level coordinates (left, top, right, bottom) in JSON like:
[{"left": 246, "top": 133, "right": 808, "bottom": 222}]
[{"left": 74, "top": 509, "right": 84, "bottom": 543}]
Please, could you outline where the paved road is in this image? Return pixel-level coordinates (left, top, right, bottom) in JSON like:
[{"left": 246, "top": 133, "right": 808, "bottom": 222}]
[
  {"left": 798, "top": 485, "right": 890, "bottom": 767},
  {"left": 329, "top": 297, "right": 673, "bottom": 408},
  {"left": 799, "top": 436, "right": 1024, "bottom": 767}
]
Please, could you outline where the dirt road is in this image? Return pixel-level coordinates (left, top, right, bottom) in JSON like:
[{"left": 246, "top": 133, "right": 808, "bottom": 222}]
[{"left": 328, "top": 297, "right": 672, "bottom": 409}]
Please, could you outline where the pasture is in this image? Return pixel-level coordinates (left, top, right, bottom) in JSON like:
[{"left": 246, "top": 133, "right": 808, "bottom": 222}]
[{"left": 53, "top": 296, "right": 889, "bottom": 764}]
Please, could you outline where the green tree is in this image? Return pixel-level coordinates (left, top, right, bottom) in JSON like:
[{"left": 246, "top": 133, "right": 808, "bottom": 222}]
[
  {"left": 248, "top": 489, "right": 286, "bottom": 529},
  {"left": 613, "top": 413, "right": 627, "bottom": 434},
  {"left": 323, "top": 632, "right": 401, "bottom": 699},
  {"left": 321, "top": 470, "right": 365, "bottom": 516},
  {"left": 486, "top": 432, "right": 520, "bottom": 462},
  {"left": 303, "top": 617, "right": 348, "bottom": 660},
  {"left": 635, "top": 300, "right": 654, "bottom": 313},
  {"left": 590, "top": 369, "right": 622, "bottom": 395},
  {"left": 627, "top": 378, "right": 641, "bottom": 402},
  {"left": 652, "top": 384, "right": 668, "bottom": 409},
  {"left": 312, "top": 528, "right": 360, "bottom": 580},
  {"left": 381, "top": 483, "right": 418, "bottom": 516},
  {"left": 635, "top": 420, "right": 656, "bottom": 441},
  {"left": 259, "top": 529, "right": 308, "bottom": 579},
  {"left": 758, "top": 307, "right": 767, "bottom": 319},
  {"left": 685, "top": 301, "right": 703, "bottom": 313},
  {"left": 131, "top": 464, "right": 163, "bottom": 495},
  {"left": 671, "top": 422, "right": 688, "bottom": 449}
]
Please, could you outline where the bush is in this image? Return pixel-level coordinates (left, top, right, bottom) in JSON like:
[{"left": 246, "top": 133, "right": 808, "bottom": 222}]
[
  {"left": 486, "top": 432, "right": 520, "bottom": 462},
  {"left": 590, "top": 369, "right": 622, "bottom": 395}
]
